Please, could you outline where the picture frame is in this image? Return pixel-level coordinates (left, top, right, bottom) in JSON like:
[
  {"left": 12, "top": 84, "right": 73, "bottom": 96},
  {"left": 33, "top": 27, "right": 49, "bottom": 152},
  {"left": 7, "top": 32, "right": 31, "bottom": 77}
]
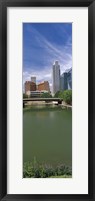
[{"left": 0, "top": 0, "right": 95, "bottom": 200}]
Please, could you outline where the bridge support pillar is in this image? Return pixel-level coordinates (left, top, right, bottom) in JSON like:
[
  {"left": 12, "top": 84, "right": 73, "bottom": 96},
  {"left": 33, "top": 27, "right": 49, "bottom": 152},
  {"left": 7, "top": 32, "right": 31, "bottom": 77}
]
[
  {"left": 23, "top": 102, "right": 25, "bottom": 108},
  {"left": 58, "top": 100, "right": 62, "bottom": 105}
]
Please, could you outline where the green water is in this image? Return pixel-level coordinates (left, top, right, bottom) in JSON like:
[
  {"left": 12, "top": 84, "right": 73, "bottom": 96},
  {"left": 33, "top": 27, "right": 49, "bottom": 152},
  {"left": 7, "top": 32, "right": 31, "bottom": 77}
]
[{"left": 23, "top": 105, "right": 72, "bottom": 167}]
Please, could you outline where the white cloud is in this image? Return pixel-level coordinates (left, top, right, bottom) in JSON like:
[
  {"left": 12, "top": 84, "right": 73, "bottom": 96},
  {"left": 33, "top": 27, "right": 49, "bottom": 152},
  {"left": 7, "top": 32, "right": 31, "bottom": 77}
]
[
  {"left": 25, "top": 25, "right": 72, "bottom": 69},
  {"left": 23, "top": 25, "right": 72, "bottom": 92}
]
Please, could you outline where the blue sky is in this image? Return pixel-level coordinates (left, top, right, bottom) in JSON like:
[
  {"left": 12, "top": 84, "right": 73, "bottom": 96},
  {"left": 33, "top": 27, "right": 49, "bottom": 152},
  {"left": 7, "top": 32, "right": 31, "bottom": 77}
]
[{"left": 23, "top": 23, "right": 72, "bottom": 90}]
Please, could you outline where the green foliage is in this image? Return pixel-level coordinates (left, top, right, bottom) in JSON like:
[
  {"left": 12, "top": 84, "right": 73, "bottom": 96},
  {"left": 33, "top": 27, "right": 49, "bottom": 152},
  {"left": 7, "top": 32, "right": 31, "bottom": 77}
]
[
  {"left": 49, "top": 175, "right": 72, "bottom": 178},
  {"left": 63, "top": 90, "right": 72, "bottom": 105},
  {"left": 54, "top": 91, "right": 60, "bottom": 98},
  {"left": 59, "top": 91, "right": 64, "bottom": 99},
  {"left": 41, "top": 92, "right": 52, "bottom": 98},
  {"left": 23, "top": 159, "right": 72, "bottom": 178},
  {"left": 23, "top": 93, "right": 28, "bottom": 98},
  {"left": 54, "top": 90, "right": 72, "bottom": 105}
]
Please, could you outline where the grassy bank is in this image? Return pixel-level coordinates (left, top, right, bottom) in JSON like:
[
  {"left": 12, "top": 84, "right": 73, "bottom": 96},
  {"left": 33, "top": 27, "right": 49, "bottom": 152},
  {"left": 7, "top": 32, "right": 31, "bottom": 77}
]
[
  {"left": 23, "top": 160, "right": 72, "bottom": 178},
  {"left": 49, "top": 175, "right": 72, "bottom": 178}
]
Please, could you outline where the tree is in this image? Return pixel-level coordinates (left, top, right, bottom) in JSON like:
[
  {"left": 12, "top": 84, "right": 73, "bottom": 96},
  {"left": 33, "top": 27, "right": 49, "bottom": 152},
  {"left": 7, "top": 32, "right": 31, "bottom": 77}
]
[
  {"left": 59, "top": 91, "right": 64, "bottom": 99},
  {"left": 41, "top": 92, "right": 52, "bottom": 98},
  {"left": 54, "top": 91, "right": 61, "bottom": 98},
  {"left": 54, "top": 90, "right": 72, "bottom": 105},
  {"left": 63, "top": 90, "right": 72, "bottom": 105},
  {"left": 54, "top": 90, "right": 64, "bottom": 99},
  {"left": 23, "top": 93, "right": 28, "bottom": 98}
]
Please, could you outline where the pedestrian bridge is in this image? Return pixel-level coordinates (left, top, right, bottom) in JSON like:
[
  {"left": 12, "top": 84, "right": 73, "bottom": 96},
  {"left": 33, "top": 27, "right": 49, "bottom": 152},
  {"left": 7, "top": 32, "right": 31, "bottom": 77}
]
[{"left": 23, "top": 98, "right": 63, "bottom": 107}]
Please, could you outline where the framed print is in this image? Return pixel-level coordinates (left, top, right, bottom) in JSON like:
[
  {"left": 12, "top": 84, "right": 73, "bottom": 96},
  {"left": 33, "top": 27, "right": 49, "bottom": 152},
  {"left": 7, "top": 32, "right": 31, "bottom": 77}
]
[{"left": 0, "top": 0, "right": 95, "bottom": 200}]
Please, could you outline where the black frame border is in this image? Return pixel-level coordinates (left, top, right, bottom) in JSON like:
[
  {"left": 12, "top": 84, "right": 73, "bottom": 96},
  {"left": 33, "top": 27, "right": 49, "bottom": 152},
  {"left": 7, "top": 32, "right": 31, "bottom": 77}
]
[{"left": 0, "top": 0, "right": 95, "bottom": 200}]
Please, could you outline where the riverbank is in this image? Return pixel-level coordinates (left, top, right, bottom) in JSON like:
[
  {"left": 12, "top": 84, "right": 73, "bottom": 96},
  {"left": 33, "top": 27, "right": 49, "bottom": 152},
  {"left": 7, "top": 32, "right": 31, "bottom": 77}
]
[
  {"left": 23, "top": 161, "right": 72, "bottom": 178},
  {"left": 49, "top": 175, "right": 72, "bottom": 178},
  {"left": 24, "top": 101, "right": 72, "bottom": 109},
  {"left": 23, "top": 104, "right": 72, "bottom": 113}
]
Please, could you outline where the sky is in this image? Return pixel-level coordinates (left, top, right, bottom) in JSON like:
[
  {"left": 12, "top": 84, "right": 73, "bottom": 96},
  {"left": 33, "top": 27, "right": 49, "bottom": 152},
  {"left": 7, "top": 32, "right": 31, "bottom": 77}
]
[{"left": 23, "top": 23, "right": 72, "bottom": 91}]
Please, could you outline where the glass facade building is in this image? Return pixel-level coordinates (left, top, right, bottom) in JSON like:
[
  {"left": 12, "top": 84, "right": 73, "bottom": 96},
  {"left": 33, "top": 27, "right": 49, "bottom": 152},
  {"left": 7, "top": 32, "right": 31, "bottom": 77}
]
[
  {"left": 67, "top": 68, "right": 72, "bottom": 89},
  {"left": 60, "top": 68, "right": 72, "bottom": 91}
]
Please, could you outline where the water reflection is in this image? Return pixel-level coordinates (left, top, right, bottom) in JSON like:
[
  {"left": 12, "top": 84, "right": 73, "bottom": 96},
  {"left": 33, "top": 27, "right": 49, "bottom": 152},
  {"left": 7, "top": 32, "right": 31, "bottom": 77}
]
[{"left": 23, "top": 106, "right": 72, "bottom": 167}]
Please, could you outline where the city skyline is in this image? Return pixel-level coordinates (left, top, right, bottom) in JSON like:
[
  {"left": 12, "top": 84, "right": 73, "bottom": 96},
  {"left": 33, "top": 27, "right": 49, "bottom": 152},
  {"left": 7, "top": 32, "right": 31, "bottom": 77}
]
[
  {"left": 24, "top": 63, "right": 72, "bottom": 96},
  {"left": 23, "top": 23, "right": 72, "bottom": 92}
]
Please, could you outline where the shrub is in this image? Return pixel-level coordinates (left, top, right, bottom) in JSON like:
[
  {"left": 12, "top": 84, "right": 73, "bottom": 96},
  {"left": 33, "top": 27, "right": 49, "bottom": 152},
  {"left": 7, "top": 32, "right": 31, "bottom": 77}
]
[
  {"left": 63, "top": 90, "right": 72, "bottom": 105},
  {"left": 23, "top": 93, "right": 28, "bottom": 98},
  {"left": 54, "top": 91, "right": 61, "bottom": 98},
  {"left": 41, "top": 93, "right": 52, "bottom": 98},
  {"left": 23, "top": 160, "right": 72, "bottom": 178},
  {"left": 54, "top": 90, "right": 72, "bottom": 105}
]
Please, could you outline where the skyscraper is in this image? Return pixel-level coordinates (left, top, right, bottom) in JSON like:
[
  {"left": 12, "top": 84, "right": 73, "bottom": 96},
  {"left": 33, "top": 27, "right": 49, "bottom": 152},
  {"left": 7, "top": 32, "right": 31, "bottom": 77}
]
[
  {"left": 60, "top": 72, "right": 68, "bottom": 91},
  {"left": 67, "top": 68, "right": 72, "bottom": 89},
  {"left": 60, "top": 68, "right": 72, "bottom": 91},
  {"left": 52, "top": 61, "right": 60, "bottom": 95},
  {"left": 31, "top": 76, "right": 36, "bottom": 84}
]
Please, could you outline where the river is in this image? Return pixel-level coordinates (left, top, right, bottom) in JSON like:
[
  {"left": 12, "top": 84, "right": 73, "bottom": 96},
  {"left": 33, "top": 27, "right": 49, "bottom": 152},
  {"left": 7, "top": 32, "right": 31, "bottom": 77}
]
[{"left": 23, "top": 104, "right": 72, "bottom": 167}]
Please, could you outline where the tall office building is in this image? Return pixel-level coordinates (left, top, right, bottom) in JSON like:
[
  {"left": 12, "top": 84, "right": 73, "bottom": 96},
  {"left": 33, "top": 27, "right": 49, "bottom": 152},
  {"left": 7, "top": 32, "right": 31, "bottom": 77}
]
[
  {"left": 60, "top": 68, "right": 72, "bottom": 91},
  {"left": 52, "top": 61, "right": 60, "bottom": 95},
  {"left": 31, "top": 76, "right": 36, "bottom": 84},
  {"left": 60, "top": 72, "right": 68, "bottom": 91},
  {"left": 67, "top": 68, "right": 72, "bottom": 89}
]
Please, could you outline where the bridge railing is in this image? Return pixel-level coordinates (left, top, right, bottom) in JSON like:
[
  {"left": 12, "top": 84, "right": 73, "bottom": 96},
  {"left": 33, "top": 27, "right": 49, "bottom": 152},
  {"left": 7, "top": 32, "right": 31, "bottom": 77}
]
[{"left": 23, "top": 98, "right": 63, "bottom": 101}]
